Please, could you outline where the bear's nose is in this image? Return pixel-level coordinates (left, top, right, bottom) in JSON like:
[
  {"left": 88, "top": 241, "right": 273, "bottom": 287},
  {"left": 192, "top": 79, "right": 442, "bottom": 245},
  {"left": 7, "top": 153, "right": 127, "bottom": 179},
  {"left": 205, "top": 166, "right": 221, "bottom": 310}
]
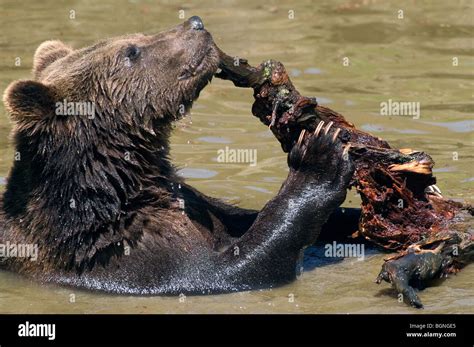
[{"left": 188, "top": 16, "right": 204, "bottom": 30}]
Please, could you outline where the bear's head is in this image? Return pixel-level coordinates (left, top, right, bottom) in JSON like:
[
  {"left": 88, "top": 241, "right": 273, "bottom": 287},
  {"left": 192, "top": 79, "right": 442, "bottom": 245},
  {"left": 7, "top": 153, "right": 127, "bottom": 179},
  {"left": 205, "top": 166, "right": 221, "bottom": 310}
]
[
  {"left": 2, "top": 17, "right": 220, "bottom": 269},
  {"left": 4, "top": 15, "right": 219, "bottom": 127}
]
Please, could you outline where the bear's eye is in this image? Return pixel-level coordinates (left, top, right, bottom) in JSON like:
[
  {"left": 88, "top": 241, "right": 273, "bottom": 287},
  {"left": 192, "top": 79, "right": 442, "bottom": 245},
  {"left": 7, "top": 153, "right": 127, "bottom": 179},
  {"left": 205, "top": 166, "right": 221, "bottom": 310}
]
[{"left": 124, "top": 45, "right": 141, "bottom": 61}]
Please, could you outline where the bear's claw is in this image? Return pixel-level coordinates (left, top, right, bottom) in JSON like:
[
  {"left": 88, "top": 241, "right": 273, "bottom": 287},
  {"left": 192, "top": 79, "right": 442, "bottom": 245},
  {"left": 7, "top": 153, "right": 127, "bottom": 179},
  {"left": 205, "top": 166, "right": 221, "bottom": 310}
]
[{"left": 288, "top": 121, "right": 354, "bottom": 191}]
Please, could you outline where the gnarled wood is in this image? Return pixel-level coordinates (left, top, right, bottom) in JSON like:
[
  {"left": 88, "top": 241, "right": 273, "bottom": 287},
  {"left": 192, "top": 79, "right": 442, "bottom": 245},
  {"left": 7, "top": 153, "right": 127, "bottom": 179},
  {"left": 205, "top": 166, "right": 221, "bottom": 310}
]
[{"left": 216, "top": 50, "right": 474, "bottom": 307}]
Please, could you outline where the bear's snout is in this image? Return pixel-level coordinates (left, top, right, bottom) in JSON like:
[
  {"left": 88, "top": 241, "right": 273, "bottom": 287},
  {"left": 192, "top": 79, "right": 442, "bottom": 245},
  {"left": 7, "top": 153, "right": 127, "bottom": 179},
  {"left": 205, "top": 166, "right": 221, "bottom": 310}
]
[{"left": 187, "top": 16, "right": 204, "bottom": 31}]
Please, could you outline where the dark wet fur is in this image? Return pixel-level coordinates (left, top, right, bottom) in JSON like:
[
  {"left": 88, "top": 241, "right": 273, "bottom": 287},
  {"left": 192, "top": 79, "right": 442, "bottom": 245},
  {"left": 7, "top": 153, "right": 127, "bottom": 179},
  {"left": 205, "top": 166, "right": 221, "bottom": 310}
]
[{"left": 1, "top": 19, "right": 354, "bottom": 294}]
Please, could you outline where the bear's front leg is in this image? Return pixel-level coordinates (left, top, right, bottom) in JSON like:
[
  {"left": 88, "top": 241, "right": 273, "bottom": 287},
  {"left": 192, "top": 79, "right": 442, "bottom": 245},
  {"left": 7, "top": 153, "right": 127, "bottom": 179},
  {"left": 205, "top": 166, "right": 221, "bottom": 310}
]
[{"left": 217, "top": 121, "right": 354, "bottom": 290}]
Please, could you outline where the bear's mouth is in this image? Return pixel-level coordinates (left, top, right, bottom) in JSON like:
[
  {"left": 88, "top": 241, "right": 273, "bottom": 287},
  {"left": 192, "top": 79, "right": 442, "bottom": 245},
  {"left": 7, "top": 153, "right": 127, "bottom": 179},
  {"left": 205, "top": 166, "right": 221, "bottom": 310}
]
[{"left": 178, "top": 47, "right": 214, "bottom": 81}]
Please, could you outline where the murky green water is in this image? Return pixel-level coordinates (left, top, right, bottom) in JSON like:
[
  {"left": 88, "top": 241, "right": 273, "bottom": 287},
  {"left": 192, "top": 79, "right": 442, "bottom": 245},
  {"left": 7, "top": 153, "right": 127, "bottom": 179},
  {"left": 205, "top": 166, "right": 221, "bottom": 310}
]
[{"left": 0, "top": 0, "right": 472, "bottom": 313}]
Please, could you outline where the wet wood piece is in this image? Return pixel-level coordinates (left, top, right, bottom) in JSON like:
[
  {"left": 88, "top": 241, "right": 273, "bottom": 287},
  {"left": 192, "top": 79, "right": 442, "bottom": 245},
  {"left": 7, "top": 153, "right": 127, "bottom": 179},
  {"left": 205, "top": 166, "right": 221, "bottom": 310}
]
[{"left": 216, "top": 51, "right": 473, "bottom": 307}]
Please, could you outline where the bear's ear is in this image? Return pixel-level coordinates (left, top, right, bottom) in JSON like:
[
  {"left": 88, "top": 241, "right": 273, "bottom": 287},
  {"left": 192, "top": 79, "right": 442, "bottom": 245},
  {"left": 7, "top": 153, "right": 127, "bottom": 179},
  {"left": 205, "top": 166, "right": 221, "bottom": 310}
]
[
  {"left": 33, "top": 40, "right": 72, "bottom": 79},
  {"left": 3, "top": 80, "right": 56, "bottom": 121}
]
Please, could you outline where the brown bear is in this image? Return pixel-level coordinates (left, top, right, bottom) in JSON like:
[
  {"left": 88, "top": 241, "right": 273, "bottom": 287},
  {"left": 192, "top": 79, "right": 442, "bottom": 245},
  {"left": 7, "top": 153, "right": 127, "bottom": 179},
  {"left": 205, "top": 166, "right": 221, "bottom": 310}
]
[{"left": 0, "top": 16, "right": 353, "bottom": 294}]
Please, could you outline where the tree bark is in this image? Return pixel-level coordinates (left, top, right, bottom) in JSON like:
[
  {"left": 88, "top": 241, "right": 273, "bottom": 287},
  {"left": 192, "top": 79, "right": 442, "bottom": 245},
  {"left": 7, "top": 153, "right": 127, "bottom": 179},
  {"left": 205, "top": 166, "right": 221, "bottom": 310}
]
[{"left": 215, "top": 50, "right": 474, "bottom": 307}]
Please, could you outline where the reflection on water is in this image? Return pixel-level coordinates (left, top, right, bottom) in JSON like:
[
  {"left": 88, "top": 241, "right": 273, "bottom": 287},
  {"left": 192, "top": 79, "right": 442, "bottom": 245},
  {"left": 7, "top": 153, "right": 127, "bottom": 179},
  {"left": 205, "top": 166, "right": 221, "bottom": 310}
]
[
  {"left": 303, "top": 67, "right": 323, "bottom": 75},
  {"left": 360, "top": 124, "right": 429, "bottom": 134},
  {"left": 243, "top": 186, "right": 272, "bottom": 194},
  {"left": 423, "top": 120, "right": 474, "bottom": 133},
  {"left": 433, "top": 167, "right": 457, "bottom": 173},
  {"left": 0, "top": 0, "right": 472, "bottom": 313},
  {"left": 197, "top": 136, "right": 233, "bottom": 144},
  {"left": 177, "top": 168, "right": 218, "bottom": 179}
]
